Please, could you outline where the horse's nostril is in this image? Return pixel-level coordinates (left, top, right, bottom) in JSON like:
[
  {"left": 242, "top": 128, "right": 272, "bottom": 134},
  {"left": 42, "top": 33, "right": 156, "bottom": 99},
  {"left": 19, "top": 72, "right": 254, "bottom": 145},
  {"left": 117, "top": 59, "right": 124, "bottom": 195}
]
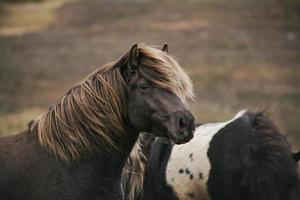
[{"left": 179, "top": 117, "right": 187, "bottom": 130}]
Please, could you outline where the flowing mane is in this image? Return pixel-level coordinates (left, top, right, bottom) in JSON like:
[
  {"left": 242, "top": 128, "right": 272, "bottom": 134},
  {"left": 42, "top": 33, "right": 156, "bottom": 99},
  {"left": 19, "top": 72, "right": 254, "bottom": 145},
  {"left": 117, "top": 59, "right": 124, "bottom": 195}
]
[
  {"left": 31, "top": 45, "right": 194, "bottom": 161},
  {"left": 122, "top": 139, "right": 146, "bottom": 200}
]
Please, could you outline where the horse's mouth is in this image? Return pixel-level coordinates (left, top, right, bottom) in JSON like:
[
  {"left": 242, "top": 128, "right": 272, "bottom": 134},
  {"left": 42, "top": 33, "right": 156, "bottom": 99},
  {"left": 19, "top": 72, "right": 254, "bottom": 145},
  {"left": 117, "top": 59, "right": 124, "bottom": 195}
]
[
  {"left": 149, "top": 123, "right": 194, "bottom": 144},
  {"left": 167, "top": 129, "right": 194, "bottom": 145}
]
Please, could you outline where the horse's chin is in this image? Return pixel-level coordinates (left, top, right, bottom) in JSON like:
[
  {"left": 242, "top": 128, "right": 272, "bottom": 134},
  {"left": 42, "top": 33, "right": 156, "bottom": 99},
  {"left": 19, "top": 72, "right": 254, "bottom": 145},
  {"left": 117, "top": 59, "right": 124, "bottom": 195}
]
[
  {"left": 160, "top": 129, "right": 194, "bottom": 144},
  {"left": 168, "top": 131, "right": 194, "bottom": 144},
  {"left": 148, "top": 126, "right": 194, "bottom": 144}
]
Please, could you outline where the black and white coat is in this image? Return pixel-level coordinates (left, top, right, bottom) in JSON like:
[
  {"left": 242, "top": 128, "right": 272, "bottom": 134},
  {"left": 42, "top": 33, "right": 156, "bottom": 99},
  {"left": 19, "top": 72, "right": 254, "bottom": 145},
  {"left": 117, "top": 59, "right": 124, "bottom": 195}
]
[{"left": 138, "top": 111, "right": 300, "bottom": 200}]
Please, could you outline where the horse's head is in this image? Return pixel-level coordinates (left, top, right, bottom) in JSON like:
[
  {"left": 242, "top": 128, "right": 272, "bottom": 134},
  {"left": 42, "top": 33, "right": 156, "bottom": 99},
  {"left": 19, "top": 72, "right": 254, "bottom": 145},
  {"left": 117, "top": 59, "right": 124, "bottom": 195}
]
[{"left": 121, "top": 44, "right": 195, "bottom": 144}]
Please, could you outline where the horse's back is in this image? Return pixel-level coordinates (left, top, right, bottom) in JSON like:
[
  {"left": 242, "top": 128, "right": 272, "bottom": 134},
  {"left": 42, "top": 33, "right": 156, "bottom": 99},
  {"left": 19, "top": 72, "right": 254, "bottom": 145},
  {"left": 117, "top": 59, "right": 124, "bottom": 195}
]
[
  {"left": 0, "top": 131, "right": 73, "bottom": 200},
  {"left": 0, "top": 131, "right": 35, "bottom": 175},
  {"left": 207, "top": 112, "right": 300, "bottom": 200},
  {"left": 0, "top": 131, "right": 43, "bottom": 199}
]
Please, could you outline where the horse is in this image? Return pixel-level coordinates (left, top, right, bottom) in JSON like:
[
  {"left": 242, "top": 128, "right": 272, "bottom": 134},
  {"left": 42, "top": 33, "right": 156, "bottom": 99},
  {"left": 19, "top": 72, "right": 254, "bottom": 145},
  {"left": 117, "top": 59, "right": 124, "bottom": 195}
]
[
  {"left": 122, "top": 111, "right": 300, "bottom": 200},
  {"left": 0, "top": 44, "right": 196, "bottom": 200}
]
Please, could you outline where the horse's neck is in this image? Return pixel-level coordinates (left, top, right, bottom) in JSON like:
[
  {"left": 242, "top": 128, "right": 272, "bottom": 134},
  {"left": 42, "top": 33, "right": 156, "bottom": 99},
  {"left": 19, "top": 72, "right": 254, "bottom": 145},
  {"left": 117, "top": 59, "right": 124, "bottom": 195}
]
[{"left": 100, "top": 129, "right": 140, "bottom": 186}]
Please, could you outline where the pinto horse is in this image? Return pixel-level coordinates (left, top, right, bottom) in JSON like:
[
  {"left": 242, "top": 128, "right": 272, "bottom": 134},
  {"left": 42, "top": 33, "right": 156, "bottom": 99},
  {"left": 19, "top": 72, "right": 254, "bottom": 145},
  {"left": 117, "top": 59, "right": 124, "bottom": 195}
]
[
  {"left": 123, "top": 111, "right": 300, "bottom": 200},
  {"left": 0, "top": 44, "right": 196, "bottom": 200}
]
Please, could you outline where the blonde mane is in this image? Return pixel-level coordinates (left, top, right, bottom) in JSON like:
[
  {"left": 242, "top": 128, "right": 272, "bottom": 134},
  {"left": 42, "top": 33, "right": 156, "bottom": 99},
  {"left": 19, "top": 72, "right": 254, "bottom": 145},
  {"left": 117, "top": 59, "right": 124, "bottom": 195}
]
[
  {"left": 31, "top": 44, "right": 194, "bottom": 161},
  {"left": 122, "top": 139, "right": 146, "bottom": 200}
]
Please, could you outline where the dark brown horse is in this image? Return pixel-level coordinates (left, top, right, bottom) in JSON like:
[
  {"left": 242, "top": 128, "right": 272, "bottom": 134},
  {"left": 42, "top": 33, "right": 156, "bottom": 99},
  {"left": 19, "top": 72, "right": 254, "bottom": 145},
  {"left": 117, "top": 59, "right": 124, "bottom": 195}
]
[{"left": 0, "top": 44, "right": 195, "bottom": 200}]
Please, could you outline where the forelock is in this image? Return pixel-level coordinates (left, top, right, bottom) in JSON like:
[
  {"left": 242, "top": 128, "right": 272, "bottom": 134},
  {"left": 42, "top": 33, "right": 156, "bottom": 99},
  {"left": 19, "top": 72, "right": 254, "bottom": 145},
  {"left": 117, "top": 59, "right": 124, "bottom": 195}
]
[{"left": 138, "top": 45, "right": 194, "bottom": 104}]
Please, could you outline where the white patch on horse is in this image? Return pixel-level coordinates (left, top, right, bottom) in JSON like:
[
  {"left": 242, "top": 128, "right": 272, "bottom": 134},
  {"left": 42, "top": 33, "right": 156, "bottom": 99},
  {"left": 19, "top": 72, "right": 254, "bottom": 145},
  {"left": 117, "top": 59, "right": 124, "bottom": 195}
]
[{"left": 166, "top": 110, "right": 246, "bottom": 200}]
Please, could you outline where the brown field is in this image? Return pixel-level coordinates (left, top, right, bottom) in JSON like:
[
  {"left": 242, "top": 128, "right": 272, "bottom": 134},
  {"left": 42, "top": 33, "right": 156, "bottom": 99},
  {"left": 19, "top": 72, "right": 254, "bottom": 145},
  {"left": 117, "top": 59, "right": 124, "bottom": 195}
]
[{"left": 0, "top": 0, "right": 299, "bottom": 147}]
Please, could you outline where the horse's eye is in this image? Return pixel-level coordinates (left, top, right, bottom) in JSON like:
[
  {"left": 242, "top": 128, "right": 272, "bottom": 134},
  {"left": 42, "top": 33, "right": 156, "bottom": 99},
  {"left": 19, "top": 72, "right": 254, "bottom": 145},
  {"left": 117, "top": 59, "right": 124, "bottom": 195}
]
[{"left": 139, "top": 84, "right": 150, "bottom": 90}]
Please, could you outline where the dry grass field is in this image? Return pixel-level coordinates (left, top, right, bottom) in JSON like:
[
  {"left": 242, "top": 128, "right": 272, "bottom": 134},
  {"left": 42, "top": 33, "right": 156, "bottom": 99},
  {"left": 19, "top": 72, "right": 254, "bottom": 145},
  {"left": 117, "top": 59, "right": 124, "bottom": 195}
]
[{"left": 0, "top": 0, "right": 299, "bottom": 147}]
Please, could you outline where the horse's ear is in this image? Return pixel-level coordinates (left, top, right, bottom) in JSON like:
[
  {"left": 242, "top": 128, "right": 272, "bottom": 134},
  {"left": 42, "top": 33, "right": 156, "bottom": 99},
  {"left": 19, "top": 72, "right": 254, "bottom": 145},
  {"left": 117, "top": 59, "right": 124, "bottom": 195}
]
[
  {"left": 161, "top": 43, "right": 169, "bottom": 53},
  {"left": 292, "top": 151, "right": 300, "bottom": 162},
  {"left": 128, "top": 44, "right": 140, "bottom": 74},
  {"left": 121, "top": 44, "right": 140, "bottom": 82}
]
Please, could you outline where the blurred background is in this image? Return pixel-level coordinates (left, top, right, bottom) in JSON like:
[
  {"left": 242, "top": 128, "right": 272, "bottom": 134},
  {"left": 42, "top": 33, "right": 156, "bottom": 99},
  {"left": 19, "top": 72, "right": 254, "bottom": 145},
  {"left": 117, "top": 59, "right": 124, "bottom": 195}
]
[{"left": 0, "top": 0, "right": 299, "bottom": 147}]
